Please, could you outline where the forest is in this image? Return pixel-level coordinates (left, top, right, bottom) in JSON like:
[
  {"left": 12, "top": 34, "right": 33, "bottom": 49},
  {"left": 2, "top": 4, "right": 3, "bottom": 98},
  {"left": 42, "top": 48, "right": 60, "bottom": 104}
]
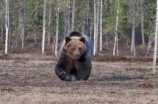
[
  {"left": 0, "top": 0, "right": 156, "bottom": 55},
  {"left": 0, "top": 0, "right": 158, "bottom": 104}
]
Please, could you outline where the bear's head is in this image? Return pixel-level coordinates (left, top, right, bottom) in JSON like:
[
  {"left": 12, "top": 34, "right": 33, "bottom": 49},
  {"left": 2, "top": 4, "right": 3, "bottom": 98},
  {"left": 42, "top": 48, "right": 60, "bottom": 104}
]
[{"left": 64, "top": 35, "right": 86, "bottom": 60}]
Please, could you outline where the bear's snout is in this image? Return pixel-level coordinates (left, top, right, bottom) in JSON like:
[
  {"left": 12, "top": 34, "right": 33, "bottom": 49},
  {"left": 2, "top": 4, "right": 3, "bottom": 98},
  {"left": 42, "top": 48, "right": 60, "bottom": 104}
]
[
  {"left": 75, "top": 54, "right": 80, "bottom": 59},
  {"left": 73, "top": 53, "right": 80, "bottom": 59}
]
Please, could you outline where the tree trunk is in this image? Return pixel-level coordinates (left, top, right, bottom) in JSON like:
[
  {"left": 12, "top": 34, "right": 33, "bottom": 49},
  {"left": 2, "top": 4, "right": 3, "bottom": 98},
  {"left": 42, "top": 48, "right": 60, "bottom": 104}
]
[
  {"left": 15, "top": 22, "right": 19, "bottom": 48},
  {"left": 22, "top": 0, "right": 26, "bottom": 50},
  {"left": 90, "top": 19, "right": 92, "bottom": 39},
  {"left": 96, "top": 0, "right": 100, "bottom": 54},
  {"left": 35, "top": 2, "right": 39, "bottom": 16},
  {"left": 93, "top": 0, "right": 100, "bottom": 55},
  {"left": 131, "top": 15, "right": 136, "bottom": 55},
  {"left": 63, "top": 13, "right": 67, "bottom": 37},
  {"left": 42, "top": 0, "right": 47, "bottom": 54},
  {"left": 131, "top": 0, "right": 136, "bottom": 56},
  {"left": 72, "top": 0, "right": 76, "bottom": 31},
  {"left": 21, "top": 13, "right": 24, "bottom": 50},
  {"left": 19, "top": 8, "right": 24, "bottom": 50},
  {"left": 82, "top": 16, "right": 86, "bottom": 33},
  {"left": 105, "top": 32, "right": 108, "bottom": 49},
  {"left": 86, "top": 0, "right": 89, "bottom": 35},
  {"left": 33, "top": 28, "right": 36, "bottom": 44},
  {"left": 67, "top": 0, "right": 71, "bottom": 34},
  {"left": 33, "top": 2, "right": 39, "bottom": 44},
  {"left": 21, "top": 24, "right": 24, "bottom": 50},
  {"left": 93, "top": 0, "right": 97, "bottom": 55},
  {"left": 100, "top": 0, "right": 103, "bottom": 51},
  {"left": 153, "top": 0, "right": 158, "bottom": 74},
  {"left": 48, "top": 0, "right": 52, "bottom": 46},
  {"left": 113, "top": 0, "right": 119, "bottom": 56},
  {"left": 15, "top": 35, "right": 18, "bottom": 48},
  {"left": 8, "top": 27, "right": 11, "bottom": 48},
  {"left": 1, "top": 19, "right": 3, "bottom": 43},
  {"left": 55, "top": 5, "right": 59, "bottom": 57},
  {"left": 146, "top": 36, "right": 154, "bottom": 57},
  {"left": 5, "top": 0, "right": 9, "bottom": 55},
  {"left": 141, "top": 0, "right": 145, "bottom": 46},
  {"left": 52, "top": 37, "right": 55, "bottom": 52}
]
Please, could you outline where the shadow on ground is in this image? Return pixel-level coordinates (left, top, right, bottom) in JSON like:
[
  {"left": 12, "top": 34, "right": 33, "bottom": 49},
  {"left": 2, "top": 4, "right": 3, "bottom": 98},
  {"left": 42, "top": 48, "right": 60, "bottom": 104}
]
[{"left": 89, "top": 76, "right": 148, "bottom": 81}]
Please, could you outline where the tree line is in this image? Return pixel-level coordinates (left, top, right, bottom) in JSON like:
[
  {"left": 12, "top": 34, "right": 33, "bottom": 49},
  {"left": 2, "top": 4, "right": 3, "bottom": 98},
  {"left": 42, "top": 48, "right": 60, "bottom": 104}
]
[{"left": 0, "top": 0, "right": 157, "bottom": 57}]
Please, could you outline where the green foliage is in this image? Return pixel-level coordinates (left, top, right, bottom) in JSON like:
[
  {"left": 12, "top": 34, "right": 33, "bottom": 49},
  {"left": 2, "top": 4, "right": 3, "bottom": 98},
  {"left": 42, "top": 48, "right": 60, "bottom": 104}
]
[
  {"left": 75, "top": 0, "right": 87, "bottom": 31},
  {"left": 139, "top": 44, "right": 144, "bottom": 48},
  {"left": 144, "top": 0, "right": 156, "bottom": 37},
  {"left": 0, "top": 0, "right": 156, "bottom": 45},
  {"left": 103, "top": 0, "right": 116, "bottom": 31}
]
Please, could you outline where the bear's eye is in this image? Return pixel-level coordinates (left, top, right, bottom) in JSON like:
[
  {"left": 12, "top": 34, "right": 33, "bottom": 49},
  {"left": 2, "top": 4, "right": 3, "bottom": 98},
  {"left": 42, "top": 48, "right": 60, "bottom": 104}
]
[{"left": 79, "top": 47, "right": 82, "bottom": 51}]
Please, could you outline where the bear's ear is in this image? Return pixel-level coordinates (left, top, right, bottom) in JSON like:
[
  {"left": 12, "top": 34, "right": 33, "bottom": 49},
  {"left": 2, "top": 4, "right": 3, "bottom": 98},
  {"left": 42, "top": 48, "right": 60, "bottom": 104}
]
[
  {"left": 79, "top": 37, "right": 86, "bottom": 44},
  {"left": 65, "top": 36, "right": 71, "bottom": 44}
]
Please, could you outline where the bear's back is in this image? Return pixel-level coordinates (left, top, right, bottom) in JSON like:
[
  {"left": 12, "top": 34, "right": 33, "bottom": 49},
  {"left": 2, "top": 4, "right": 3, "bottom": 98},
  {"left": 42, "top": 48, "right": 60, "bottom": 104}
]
[{"left": 81, "top": 34, "right": 93, "bottom": 60}]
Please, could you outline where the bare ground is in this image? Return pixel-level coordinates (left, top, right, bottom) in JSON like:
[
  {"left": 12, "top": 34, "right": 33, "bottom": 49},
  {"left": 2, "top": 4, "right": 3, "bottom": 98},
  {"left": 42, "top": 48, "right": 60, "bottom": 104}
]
[{"left": 0, "top": 53, "right": 158, "bottom": 104}]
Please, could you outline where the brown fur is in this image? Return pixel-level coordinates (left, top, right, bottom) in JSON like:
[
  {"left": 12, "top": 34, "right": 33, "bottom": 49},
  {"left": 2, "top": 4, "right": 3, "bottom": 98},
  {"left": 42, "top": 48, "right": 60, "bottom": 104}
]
[
  {"left": 65, "top": 37, "right": 85, "bottom": 60},
  {"left": 55, "top": 37, "right": 91, "bottom": 80},
  {"left": 55, "top": 31, "right": 93, "bottom": 81}
]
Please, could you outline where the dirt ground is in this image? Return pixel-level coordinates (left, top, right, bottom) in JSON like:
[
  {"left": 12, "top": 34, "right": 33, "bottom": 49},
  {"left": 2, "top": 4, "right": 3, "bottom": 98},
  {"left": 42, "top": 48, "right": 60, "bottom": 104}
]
[{"left": 0, "top": 53, "right": 158, "bottom": 104}]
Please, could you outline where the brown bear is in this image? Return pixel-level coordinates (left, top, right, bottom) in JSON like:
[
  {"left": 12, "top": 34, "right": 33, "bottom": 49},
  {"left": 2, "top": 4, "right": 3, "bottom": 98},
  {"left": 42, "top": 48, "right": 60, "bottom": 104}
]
[{"left": 55, "top": 31, "right": 93, "bottom": 81}]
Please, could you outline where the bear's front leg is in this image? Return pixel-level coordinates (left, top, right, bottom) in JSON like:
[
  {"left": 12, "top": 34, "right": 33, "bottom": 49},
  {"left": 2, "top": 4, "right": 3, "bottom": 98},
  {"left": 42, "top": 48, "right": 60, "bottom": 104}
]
[
  {"left": 77, "top": 66, "right": 91, "bottom": 80},
  {"left": 55, "top": 65, "right": 77, "bottom": 81},
  {"left": 75, "top": 57, "right": 92, "bottom": 80}
]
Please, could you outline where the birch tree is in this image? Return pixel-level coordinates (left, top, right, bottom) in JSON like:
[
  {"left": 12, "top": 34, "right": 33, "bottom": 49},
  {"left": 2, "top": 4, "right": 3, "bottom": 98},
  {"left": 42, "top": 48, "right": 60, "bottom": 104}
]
[
  {"left": 48, "top": 0, "right": 52, "bottom": 46},
  {"left": 22, "top": 0, "right": 26, "bottom": 50},
  {"left": 130, "top": 0, "right": 136, "bottom": 56},
  {"left": 42, "top": 0, "right": 47, "bottom": 54},
  {"left": 55, "top": 2, "right": 59, "bottom": 57},
  {"left": 113, "top": 0, "right": 119, "bottom": 56},
  {"left": 100, "top": 0, "right": 103, "bottom": 51},
  {"left": 93, "top": 0, "right": 99, "bottom": 55},
  {"left": 153, "top": 0, "right": 158, "bottom": 74},
  {"left": 20, "top": 7, "right": 24, "bottom": 50},
  {"left": 5, "top": 0, "right": 9, "bottom": 55},
  {"left": 72, "top": 0, "right": 76, "bottom": 31}
]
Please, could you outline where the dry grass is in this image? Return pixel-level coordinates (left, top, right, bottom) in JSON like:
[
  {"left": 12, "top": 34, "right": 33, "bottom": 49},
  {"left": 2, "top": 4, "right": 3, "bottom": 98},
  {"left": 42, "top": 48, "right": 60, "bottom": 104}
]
[
  {"left": 0, "top": 53, "right": 158, "bottom": 104},
  {"left": 93, "top": 54, "right": 155, "bottom": 62},
  {"left": 125, "top": 68, "right": 152, "bottom": 72}
]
